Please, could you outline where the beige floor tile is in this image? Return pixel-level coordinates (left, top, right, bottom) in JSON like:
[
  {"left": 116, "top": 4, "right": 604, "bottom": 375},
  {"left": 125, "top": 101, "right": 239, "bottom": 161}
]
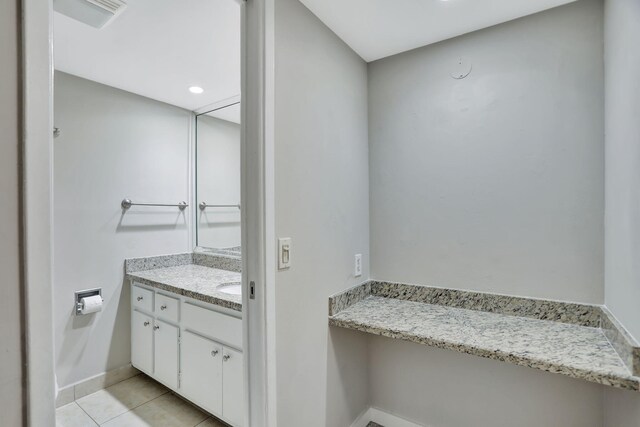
[
  {"left": 76, "top": 374, "right": 168, "bottom": 424},
  {"left": 101, "top": 393, "right": 209, "bottom": 427},
  {"left": 195, "top": 417, "right": 229, "bottom": 427},
  {"left": 56, "top": 402, "right": 98, "bottom": 427}
]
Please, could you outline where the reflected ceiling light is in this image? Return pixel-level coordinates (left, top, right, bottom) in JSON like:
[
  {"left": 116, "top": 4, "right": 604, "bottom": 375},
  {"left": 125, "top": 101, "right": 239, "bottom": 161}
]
[{"left": 189, "top": 86, "right": 204, "bottom": 94}]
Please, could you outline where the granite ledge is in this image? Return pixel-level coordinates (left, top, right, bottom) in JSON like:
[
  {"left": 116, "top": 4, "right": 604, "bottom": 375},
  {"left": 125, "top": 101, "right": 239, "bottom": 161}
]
[
  {"left": 329, "top": 280, "right": 604, "bottom": 327},
  {"left": 601, "top": 306, "right": 640, "bottom": 377},
  {"left": 329, "top": 282, "right": 640, "bottom": 392},
  {"left": 330, "top": 296, "right": 639, "bottom": 391}
]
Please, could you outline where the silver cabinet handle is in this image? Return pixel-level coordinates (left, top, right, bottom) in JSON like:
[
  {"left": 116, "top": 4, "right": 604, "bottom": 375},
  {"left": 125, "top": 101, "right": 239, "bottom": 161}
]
[
  {"left": 153, "top": 325, "right": 159, "bottom": 330},
  {"left": 137, "top": 296, "right": 143, "bottom": 301},
  {"left": 223, "top": 354, "right": 230, "bottom": 361},
  {"left": 143, "top": 321, "right": 149, "bottom": 326},
  {"left": 211, "top": 350, "right": 219, "bottom": 357},
  {"left": 160, "top": 305, "right": 167, "bottom": 310}
]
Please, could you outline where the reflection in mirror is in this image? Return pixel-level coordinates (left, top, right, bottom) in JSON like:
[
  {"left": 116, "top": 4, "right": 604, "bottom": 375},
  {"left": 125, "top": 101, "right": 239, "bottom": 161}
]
[{"left": 196, "top": 103, "right": 241, "bottom": 257}]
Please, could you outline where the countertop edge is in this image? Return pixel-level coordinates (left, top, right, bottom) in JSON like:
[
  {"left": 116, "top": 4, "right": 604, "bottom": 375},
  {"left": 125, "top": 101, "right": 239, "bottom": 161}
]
[
  {"left": 127, "top": 273, "right": 242, "bottom": 313},
  {"left": 328, "top": 314, "right": 640, "bottom": 392}
]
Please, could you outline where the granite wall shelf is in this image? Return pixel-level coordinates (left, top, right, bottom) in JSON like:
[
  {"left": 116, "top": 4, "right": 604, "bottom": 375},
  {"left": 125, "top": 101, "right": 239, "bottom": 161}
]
[{"left": 328, "top": 281, "right": 640, "bottom": 391}]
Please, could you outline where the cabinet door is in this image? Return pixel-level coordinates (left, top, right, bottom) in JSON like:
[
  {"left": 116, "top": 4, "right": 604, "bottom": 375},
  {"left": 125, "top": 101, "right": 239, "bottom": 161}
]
[
  {"left": 222, "top": 347, "right": 244, "bottom": 426},
  {"left": 131, "top": 310, "right": 153, "bottom": 374},
  {"left": 154, "top": 319, "right": 179, "bottom": 389},
  {"left": 181, "top": 331, "right": 223, "bottom": 416}
]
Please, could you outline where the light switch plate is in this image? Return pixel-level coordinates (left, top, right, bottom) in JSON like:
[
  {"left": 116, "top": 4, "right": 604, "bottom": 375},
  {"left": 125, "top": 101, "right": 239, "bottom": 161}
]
[
  {"left": 354, "top": 254, "right": 362, "bottom": 277},
  {"left": 278, "top": 238, "right": 291, "bottom": 270}
]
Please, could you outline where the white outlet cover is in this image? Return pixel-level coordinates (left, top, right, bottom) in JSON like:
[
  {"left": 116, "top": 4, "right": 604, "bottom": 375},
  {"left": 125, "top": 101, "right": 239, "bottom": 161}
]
[{"left": 354, "top": 254, "right": 362, "bottom": 277}]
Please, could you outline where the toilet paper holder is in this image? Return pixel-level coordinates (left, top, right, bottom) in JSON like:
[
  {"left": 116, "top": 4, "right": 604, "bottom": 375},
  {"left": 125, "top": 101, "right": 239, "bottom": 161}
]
[{"left": 75, "top": 288, "right": 102, "bottom": 315}]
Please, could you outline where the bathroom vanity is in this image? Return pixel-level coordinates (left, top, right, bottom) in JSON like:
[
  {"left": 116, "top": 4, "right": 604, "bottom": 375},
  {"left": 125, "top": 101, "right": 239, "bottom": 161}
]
[
  {"left": 126, "top": 253, "right": 243, "bottom": 426},
  {"left": 120, "top": 99, "right": 244, "bottom": 426}
]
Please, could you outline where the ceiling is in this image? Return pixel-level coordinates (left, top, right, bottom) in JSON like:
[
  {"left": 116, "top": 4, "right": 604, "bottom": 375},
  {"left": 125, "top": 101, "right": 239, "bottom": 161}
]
[
  {"left": 54, "top": 0, "right": 240, "bottom": 111},
  {"left": 54, "top": 0, "right": 578, "bottom": 111},
  {"left": 299, "top": 0, "right": 578, "bottom": 62},
  {"left": 205, "top": 103, "right": 241, "bottom": 124}
]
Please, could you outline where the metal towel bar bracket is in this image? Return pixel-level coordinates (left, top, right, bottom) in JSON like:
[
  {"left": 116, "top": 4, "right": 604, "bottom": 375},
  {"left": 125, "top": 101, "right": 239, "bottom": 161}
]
[
  {"left": 121, "top": 198, "right": 188, "bottom": 211},
  {"left": 199, "top": 202, "right": 241, "bottom": 211}
]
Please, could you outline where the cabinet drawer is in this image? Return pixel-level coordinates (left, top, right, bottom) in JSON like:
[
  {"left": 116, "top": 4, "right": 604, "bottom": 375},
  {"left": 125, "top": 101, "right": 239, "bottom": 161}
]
[
  {"left": 132, "top": 285, "right": 153, "bottom": 313},
  {"left": 182, "top": 302, "right": 242, "bottom": 349},
  {"left": 155, "top": 293, "right": 179, "bottom": 323}
]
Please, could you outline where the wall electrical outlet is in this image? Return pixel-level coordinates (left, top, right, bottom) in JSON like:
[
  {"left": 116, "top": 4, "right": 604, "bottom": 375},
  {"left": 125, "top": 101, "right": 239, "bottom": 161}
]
[
  {"left": 354, "top": 254, "right": 362, "bottom": 277},
  {"left": 278, "top": 238, "right": 292, "bottom": 270}
]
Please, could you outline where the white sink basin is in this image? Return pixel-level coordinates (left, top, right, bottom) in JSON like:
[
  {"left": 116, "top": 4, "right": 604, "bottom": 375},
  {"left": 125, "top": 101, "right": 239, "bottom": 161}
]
[{"left": 216, "top": 282, "right": 241, "bottom": 295}]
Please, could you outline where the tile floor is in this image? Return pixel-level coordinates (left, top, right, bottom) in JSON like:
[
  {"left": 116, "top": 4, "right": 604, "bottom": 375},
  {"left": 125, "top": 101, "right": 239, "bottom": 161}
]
[{"left": 56, "top": 374, "right": 228, "bottom": 427}]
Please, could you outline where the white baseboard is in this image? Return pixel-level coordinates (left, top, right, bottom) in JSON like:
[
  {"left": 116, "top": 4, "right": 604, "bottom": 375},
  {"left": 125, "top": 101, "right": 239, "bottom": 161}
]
[
  {"left": 351, "top": 407, "right": 372, "bottom": 427},
  {"left": 351, "top": 407, "right": 424, "bottom": 427},
  {"left": 55, "top": 364, "right": 140, "bottom": 407}
]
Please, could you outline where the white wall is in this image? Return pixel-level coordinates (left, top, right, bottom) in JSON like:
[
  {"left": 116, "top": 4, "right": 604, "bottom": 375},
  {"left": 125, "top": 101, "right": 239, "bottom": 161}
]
[
  {"left": 602, "top": 0, "right": 640, "bottom": 422},
  {"left": 196, "top": 114, "right": 241, "bottom": 249},
  {"left": 0, "top": 0, "right": 25, "bottom": 423},
  {"left": 603, "top": 0, "right": 640, "bottom": 342},
  {"left": 53, "top": 72, "right": 192, "bottom": 387},
  {"left": 273, "top": 0, "right": 370, "bottom": 425},
  {"left": 368, "top": 0, "right": 605, "bottom": 303}
]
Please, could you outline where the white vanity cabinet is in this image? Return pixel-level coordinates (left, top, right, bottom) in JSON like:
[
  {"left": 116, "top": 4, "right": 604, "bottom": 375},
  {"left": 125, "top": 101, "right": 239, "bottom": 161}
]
[
  {"left": 180, "top": 331, "right": 224, "bottom": 415},
  {"left": 153, "top": 318, "right": 179, "bottom": 389},
  {"left": 130, "top": 282, "right": 243, "bottom": 426},
  {"left": 179, "top": 302, "right": 244, "bottom": 426},
  {"left": 131, "top": 310, "right": 153, "bottom": 373},
  {"left": 221, "top": 346, "right": 244, "bottom": 425}
]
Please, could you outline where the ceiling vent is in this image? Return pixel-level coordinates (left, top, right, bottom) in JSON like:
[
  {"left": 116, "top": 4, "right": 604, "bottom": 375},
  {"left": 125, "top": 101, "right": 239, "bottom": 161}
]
[{"left": 54, "top": 0, "right": 127, "bottom": 29}]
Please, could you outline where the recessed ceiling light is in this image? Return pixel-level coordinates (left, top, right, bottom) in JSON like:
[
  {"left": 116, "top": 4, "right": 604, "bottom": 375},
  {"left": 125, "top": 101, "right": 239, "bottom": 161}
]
[{"left": 189, "top": 86, "right": 204, "bottom": 94}]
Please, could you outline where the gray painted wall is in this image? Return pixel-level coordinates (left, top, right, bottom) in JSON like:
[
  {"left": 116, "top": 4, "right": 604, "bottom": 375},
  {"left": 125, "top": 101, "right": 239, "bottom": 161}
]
[
  {"left": 604, "top": 0, "right": 640, "bottom": 342},
  {"left": 274, "top": 0, "right": 370, "bottom": 425},
  {"left": 604, "top": 387, "right": 640, "bottom": 427},
  {"left": 196, "top": 115, "right": 241, "bottom": 249},
  {"left": 0, "top": 0, "right": 25, "bottom": 424},
  {"left": 370, "top": 336, "right": 603, "bottom": 427},
  {"left": 364, "top": 1, "right": 617, "bottom": 425},
  {"left": 368, "top": 0, "right": 605, "bottom": 304},
  {"left": 603, "top": 0, "right": 640, "bottom": 423},
  {"left": 54, "top": 72, "right": 192, "bottom": 387}
]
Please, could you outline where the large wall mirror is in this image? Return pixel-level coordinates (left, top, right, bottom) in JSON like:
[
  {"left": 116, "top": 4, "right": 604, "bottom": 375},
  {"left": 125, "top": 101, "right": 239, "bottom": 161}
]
[{"left": 195, "top": 101, "right": 241, "bottom": 257}]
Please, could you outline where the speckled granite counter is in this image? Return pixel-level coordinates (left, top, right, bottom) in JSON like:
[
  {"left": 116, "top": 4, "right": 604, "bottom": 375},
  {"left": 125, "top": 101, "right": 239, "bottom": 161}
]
[
  {"left": 126, "top": 253, "right": 242, "bottom": 312},
  {"left": 329, "top": 281, "right": 640, "bottom": 391}
]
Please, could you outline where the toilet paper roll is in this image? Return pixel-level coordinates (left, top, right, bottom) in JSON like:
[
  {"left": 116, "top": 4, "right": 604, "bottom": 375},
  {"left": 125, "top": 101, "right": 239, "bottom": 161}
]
[{"left": 80, "top": 295, "right": 103, "bottom": 314}]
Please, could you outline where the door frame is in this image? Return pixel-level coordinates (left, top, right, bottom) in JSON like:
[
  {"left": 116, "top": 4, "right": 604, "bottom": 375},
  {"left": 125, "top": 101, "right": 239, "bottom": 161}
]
[
  {"left": 241, "top": 0, "right": 277, "bottom": 425},
  {"left": 21, "top": 0, "right": 276, "bottom": 425},
  {"left": 20, "top": 0, "right": 56, "bottom": 424}
]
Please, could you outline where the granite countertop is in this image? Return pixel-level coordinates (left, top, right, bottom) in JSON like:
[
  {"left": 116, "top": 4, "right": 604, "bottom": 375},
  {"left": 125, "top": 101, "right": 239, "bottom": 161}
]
[
  {"left": 127, "top": 264, "right": 242, "bottom": 312},
  {"left": 329, "top": 282, "right": 640, "bottom": 392}
]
